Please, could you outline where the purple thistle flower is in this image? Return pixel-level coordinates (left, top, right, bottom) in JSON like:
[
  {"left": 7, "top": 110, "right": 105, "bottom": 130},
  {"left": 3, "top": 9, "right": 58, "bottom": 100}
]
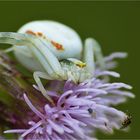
[{"left": 4, "top": 52, "right": 134, "bottom": 140}]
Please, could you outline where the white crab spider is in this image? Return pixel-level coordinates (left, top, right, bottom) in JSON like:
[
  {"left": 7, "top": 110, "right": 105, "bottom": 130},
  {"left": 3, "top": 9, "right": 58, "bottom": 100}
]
[{"left": 0, "top": 20, "right": 105, "bottom": 103}]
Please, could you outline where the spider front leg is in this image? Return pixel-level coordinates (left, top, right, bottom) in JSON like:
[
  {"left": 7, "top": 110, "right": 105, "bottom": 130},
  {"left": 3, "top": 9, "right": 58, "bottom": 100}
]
[
  {"left": 33, "top": 71, "right": 55, "bottom": 104},
  {"left": 5, "top": 46, "right": 32, "bottom": 58},
  {"left": 83, "top": 38, "right": 105, "bottom": 75},
  {"left": 0, "top": 32, "right": 64, "bottom": 78}
]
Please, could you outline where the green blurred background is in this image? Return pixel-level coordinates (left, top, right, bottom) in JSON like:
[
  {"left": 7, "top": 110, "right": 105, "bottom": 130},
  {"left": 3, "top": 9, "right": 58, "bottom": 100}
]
[{"left": 0, "top": 1, "right": 139, "bottom": 139}]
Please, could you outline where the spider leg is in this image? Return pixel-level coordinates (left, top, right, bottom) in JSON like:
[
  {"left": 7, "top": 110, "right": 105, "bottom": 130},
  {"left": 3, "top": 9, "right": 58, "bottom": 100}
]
[
  {"left": 5, "top": 46, "right": 32, "bottom": 57},
  {"left": 30, "top": 37, "right": 64, "bottom": 77},
  {"left": 83, "top": 38, "right": 95, "bottom": 75},
  {"left": 33, "top": 71, "right": 54, "bottom": 104},
  {"left": 0, "top": 32, "right": 64, "bottom": 78},
  {"left": 83, "top": 38, "right": 105, "bottom": 75}
]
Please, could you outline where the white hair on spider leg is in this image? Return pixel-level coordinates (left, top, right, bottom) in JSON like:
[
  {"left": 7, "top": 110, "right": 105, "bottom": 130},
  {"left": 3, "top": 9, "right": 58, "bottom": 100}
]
[{"left": 0, "top": 20, "right": 105, "bottom": 103}]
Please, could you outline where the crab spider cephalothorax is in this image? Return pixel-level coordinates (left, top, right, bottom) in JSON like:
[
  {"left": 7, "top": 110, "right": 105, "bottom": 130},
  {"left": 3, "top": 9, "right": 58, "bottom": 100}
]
[{"left": 0, "top": 20, "right": 105, "bottom": 103}]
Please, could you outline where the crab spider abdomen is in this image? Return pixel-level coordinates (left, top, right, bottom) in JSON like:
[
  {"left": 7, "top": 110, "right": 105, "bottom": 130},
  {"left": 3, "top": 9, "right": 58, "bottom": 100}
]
[
  {"left": 14, "top": 20, "right": 82, "bottom": 71},
  {"left": 18, "top": 20, "right": 83, "bottom": 59}
]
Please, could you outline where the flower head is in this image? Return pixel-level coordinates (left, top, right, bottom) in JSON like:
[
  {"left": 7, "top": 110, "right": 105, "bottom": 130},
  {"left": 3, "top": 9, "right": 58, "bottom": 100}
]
[{"left": 2, "top": 52, "right": 134, "bottom": 140}]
